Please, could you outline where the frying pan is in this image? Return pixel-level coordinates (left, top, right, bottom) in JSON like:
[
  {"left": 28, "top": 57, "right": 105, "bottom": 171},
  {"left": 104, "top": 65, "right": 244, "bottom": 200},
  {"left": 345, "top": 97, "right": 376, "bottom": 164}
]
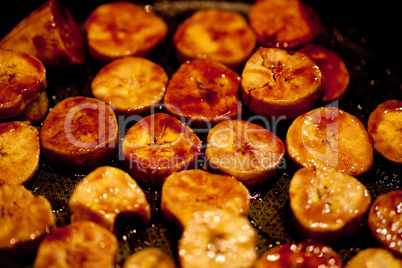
[{"left": 0, "top": 0, "right": 400, "bottom": 267}]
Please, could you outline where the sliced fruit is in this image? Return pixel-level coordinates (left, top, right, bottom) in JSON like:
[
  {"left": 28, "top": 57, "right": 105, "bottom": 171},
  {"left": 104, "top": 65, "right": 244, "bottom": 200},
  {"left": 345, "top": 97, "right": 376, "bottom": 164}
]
[
  {"left": 123, "top": 247, "right": 177, "bottom": 268},
  {"left": 0, "top": 184, "right": 55, "bottom": 255},
  {"left": 0, "top": 121, "right": 40, "bottom": 185},
  {"left": 0, "top": 0, "right": 86, "bottom": 68},
  {"left": 345, "top": 248, "right": 402, "bottom": 268},
  {"left": 173, "top": 9, "right": 257, "bottom": 69},
  {"left": 289, "top": 166, "right": 371, "bottom": 244},
  {"left": 14, "top": 91, "right": 49, "bottom": 123},
  {"left": 161, "top": 169, "right": 250, "bottom": 228},
  {"left": 0, "top": 49, "right": 47, "bottom": 120},
  {"left": 367, "top": 99, "right": 402, "bottom": 164},
  {"left": 205, "top": 119, "right": 285, "bottom": 187},
  {"left": 299, "top": 43, "right": 350, "bottom": 102},
  {"left": 178, "top": 209, "right": 257, "bottom": 268},
  {"left": 368, "top": 190, "right": 402, "bottom": 256},
  {"left": 85, "top": 2, "right": 167, "bottom": 63},
  {"left": 286, "top": 107, "right": 373, "bottom": 176},
  {"left": 164, "top": 59, "right": 241, "bottom": 128},
  {"left": 241, "top": 48, "right": 322, "bottom": 119},
  {"left": 254, "top": 241, "right": 342, "bottom": 268},
  {"left": 40, "top": 96, "right": 118, "bottom": 168},
  {"left": 248, "top": 0, "right": 321, "bottom": 49},
  {"left": 91, "top": 57, "right": 168, "bottom": 116},
  {"left": 34, "top": 220, "right": 118, "bottom": 268},
  {"left": 69, "top": 166, "right": 151, "bottom": 231}
]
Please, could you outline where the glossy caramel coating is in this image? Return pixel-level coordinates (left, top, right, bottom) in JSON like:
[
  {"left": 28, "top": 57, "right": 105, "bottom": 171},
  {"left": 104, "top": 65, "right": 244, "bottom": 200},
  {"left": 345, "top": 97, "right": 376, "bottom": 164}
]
[
  {"left": 345, "top": 248, "right": 402, "bottom": 268},
  {"left": 123, "top": 247, "right": 177, "bottom": 268},
  {"left": 0, "top": 50, "right": 47, "bottom": 120},
  {"left": 14, "top": 91, "right": 49, "bottom": 123}
]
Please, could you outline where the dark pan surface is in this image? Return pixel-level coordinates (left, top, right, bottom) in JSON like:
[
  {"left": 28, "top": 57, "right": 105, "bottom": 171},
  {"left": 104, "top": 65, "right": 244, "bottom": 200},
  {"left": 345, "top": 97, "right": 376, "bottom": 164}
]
[{"left": 0, "top": 0, "right": 400, "bottom": 267}]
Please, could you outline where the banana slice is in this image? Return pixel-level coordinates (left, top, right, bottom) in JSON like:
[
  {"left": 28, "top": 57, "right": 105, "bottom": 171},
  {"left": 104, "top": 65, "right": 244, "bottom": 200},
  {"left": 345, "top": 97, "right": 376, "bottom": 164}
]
[
  {"left": 161, "top": 169, "right": 250, "bottom": 228},
  {"left": 248, "top": 0, "right": 321, "bottom": 49},
  {"left": 34, "top": 220, "right": 118, "bottom": 268},
  {"left": 0, "top": 184, "right": 55, "bottom": 255},
  {"left": 254, "top": 241, "right": 343, "bottom": 268},
  {"left": 40, "top": 96, "right": 119, "bottom": 168},
  {"left": 14, "top": 91, "right": 49, "bottom": 123},
  {"left": 286, "top": 107, "right": 374, "bottom": 176},
  {"left": 85, "top": 2, "right": 167, "bottom": 63},
  {"left": 164, "top": 59, "right": 241, "bottom": 128},
  {"left": 0, "top": 0, "right": 86, "bottom": 68},
  {"left": 91, "top": 57, "right": 168, "bottom": 116},
  {"left": 241, "top": 48, "right": 322, "bottom": 119},
  {"left": 345, "top": 248, "right": 402, "bottom": 268},
  {"left": 299, "top": 44, "right": 350, "bottom": 102},
  {"left": 122, "top": 113, "right": 202, "bottom": 187},
  {"left": 0, "top": 121, "right": 40, "bottom": 185},
  {"left": 69, "top": 166, "right": 151, "bottom": 231},
  {"left": 178, "top": 209, "right": 257, "bottom": 268},
  {"left": 0, "top": 49, "right": 47, "bottom": 120},
  {"left": 368, "top": 190, "right": 402, "bottom": 256},
  {"left": 367, "top": 100, "right": 402, "bottom": 164},
  {"left": 289, "top": 166, "right": 371, "bottom": 244},
  {"left": 173, "top": 9, "right": 257, "bottom": 70},
  {"left": 205, "top": 119, "right": 285, "bottom": 187},
  {"left": 123, "top": 247, "right": 177, "bottom": 268}
]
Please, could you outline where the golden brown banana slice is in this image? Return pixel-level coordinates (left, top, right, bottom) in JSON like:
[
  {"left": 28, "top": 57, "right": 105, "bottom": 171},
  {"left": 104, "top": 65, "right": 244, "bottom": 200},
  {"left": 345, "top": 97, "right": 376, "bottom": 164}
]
[
  {"left": 173, "top": 9, "right": 257, "bottom": 69},
  {"left": 254, "top": 241, "right": 343, "bottom": 268},
  {"left": 40, "top": 96, "right": 118, "bottom": 168},
  {"left": 0, "top": 184, "right": 55, "bottom": 255},
  {"left": 14, "top": 91, "right": 49, "bottom": 123},
  {"left": 367, "top": 99, "right": 402, "bottom": 164},
  {"left": 123, "top": 247, "right": 177, "bottom": 268},
  {"left": 368, "top": 190, "right": 402, "bottom": 256},
  {"left": 286, "top": 107, "right": 374, "bottom": 176},
  {"left": 161, "top": 169, "right": 250, "bottom": 227},
  {"left": 0, "top": 121, "right": 40, "bottom": 185},
  {"left": 122, "top": 113, "right": 202, "bottom": 187},
  {"left": 34, "top": 220, "right": 118, "bottom": 268},
  {"left": 164, "top": 59, "right": 241, "bottom": 128},
  {"left": 241, "top": 48, "right": 322, "bottom": 119},
  {"left": 289, "top": 166, "right": 371, "bottom": 244},
  {"left": 85, "top": 2, "right": 168, "bottom": 63},
  {"left": 178, "top": 209, "right": 257, "bottom": 268},
  {"left": 0, "top": 49, "right": 47, "bottom": 120},
  {"left": 69, "top": 166, "right": 151, "bottom": 231},
  {"left": 248, "top": 0, "right": 321, "bottom": 49},
  {"left": 205, "top": 119, "right": 285, "bottom": 187},
  {"left": 345, "top": 248, "right": 402, "bottom": 268},
  {"left": 91, "top": 57, "right": 168, "bottom": 116},
  {"left": 0, "top": 0, "right": 86, "bottom": 68}
]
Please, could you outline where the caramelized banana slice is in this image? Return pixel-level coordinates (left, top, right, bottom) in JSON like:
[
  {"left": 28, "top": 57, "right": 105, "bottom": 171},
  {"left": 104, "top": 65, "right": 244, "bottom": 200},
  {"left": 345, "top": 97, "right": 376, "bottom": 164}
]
[
  {"left": 0, "top": 0, "right": 86, "bottom": 68},
  {"left": 122, "top": 113, "right": 202, "bottom": 187},
  {"left": 248, "top": 0, "right": 321, "bottom": 49},
  {"left": 205, "top": 119, "right": 285, "bottom": 187},
  {"left": 286, "top": 107, "right": 373, "bottom": 176},
  {"left": 368, "top": 190, "right": 402, "bottom": 256},
  {"left": 0, "top": 49, "right": 47, "bottom": 120},
  {"left": 299, "top": 44, "right": 350, "bottom": 102},
  {"left": 34, "top": 221, "right": 118, "bottom": 268},
  {"left": 241, "top": 48, "right": 322, "bottom": 119},
  {"left": 40, "top": 97, "right": 118, "bottom": 168},
  {"left": 254, "top": 242, "right": 342, "bottom": 268},
  {"left": 0, "top": 184, "right": 55, "bottom": 255},
  {"left": 173, "top": 9, "right": 257, "bottom": 69},
  {"left": 289, "top": 166, "right": 371, "bottom": 244},
  {"left": 161, "top": 169, "right": 249, "bottom": 227},
  {"left": 0, "top": 121, "right": 40, "bottom": 185},
  {"left": 164, "top": 59, "right": 241, "bottom": 128},
  {"left": 178, "top": 210, "right": 257, "bottom": 268},
  {"left": 345, "top": 248, "right": 402, "bottom": 268},
  {"left": 69, "top": 166, "right": 151, "bottom": 231},
  {"left": 85, "top": 2, "right": 168, "bottom": 63},
  {"left": 91, "top": 57, "right": 168, "bottom": 116},
  {"left": 14, "top": 91, "right": 49, "bottom": 123},
  {"left": 123, "top": 247, "right": 177, "bottom": 268},
  {"left": 368, "top": 100, "right": 402, "bottom": 164}
]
